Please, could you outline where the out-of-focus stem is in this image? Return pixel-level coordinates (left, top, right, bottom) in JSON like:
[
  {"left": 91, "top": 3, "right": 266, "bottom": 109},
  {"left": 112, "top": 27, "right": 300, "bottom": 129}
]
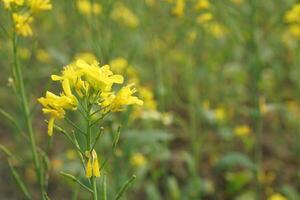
[{"left": 12, "top": 33, "right": 45, "bottom": 200}]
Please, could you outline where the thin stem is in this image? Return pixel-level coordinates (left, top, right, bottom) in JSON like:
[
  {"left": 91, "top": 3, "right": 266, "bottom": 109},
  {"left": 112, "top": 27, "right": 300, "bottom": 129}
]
[
  {"left": 12, "top": 33, "right": 45, "bottom": 200},
  {"left": 91, "top": 127, "right": 104, "bottom": 150},
  {"left": 85, "top": 99, "right": 98, "bottom": 200},
  {"left": 102, "top": 173, "right": 107, "bottom": 200},
  {"left": 65, "top": 117, "right": 86, "bottom": 136},
  {"left": 60, "top": 172, "right": 94, "bottom": 194},
  {"left": 115, "top": 175, "right": 136, "bottom": 200}
]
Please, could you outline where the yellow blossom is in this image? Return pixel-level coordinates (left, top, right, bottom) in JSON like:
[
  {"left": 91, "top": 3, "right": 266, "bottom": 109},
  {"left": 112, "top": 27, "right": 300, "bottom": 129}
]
[
  {"left": 110, "top": 57, "right": 128, "bottom": 74},
  {"left": 2, "top": 0, "right": 24, "bottom": 9},
  {"left": 194, "top": 0, "right": 210, "bottom": 11},
  {"left": 172, "top": 0, "right": 185, "bottom": 17},
  {"left": 28, "top": 0, "right": 52, "bottom": 13},
  {"left": 284, "top": 4, "right": 300, "bottom": 24},
  {"left": 13, "top": 13, "right": 33, "bottom": 37},
  {"left": 111, "top": 3, "right": 139, "bottom": 28},
  {"left": 75, "top": 52, "right": 97, "bottom": 64},
  {"left": 267, "top": 193, "right": 287, "bottom": 200},
  {"left": 76, "top": 0, "right": 102, "bottom": 16},
  {"left": 36, "top": 49, "right": 51, "bottom": 62},
  {"left": 234, "top": 125, "right": 251, "bottom": 137},
  {"left": 130, "top": 152, "right": 147, "bottom": 168},
  {"left": 76, "top": 59, "right": 124, "bottom": 92},
  {"left": 196, "top": 12, "right": 213, "bottom": 23},
  {"left": 85, "top": 150, "right": 100, "bottom": 178},
  {"left": 102, "top": 83, "right": 143, "bottom": 112},
  {"left": 38, "top": 91, "right": 77, "bottom": 136},
  {"left": 139, "top": 86, "right": 157, "bottom": 110}
]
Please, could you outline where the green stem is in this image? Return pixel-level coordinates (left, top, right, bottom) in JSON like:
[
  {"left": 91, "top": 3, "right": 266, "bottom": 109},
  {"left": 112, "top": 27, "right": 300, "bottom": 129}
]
[
  {"left": 12, "top": 33, "right": 45, "bottom": 200},
  {"left": 85, "top": 100, "right": 98, "bottom": 200}
]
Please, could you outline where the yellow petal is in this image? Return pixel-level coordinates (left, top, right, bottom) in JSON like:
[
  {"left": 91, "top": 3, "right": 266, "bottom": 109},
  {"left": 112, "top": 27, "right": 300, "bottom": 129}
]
[
  {"left": 85, "top": 159, "right": 92, "bottom": 178},
  {"left": 93, "top": 158, "right": 100, "bottom": 177},
  {"left": 48, "top": 117, "right": 55, "bottom": 136}
]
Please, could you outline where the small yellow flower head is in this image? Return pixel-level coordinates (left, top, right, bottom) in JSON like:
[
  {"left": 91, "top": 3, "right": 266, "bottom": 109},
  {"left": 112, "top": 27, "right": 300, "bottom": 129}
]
[
  {"left": 110, "top": 57, "right": 128, "bottom": 74},
  {"left": 234, "top": 125, "right": 251, "bottom": 137},
  {"left": 194, "top": 0, "right": 210, "bottom": 11},
  {"left": 139, "top": 86, "right": 157, "bottom": 110},
  {"left": 28, "top": 0, "right": 52, "bottom": 13},
  {"left": 75, "top": 52, "right": 97, "bottom": 64},
  {"left": 85, "top": 150, "right": 100, "bottom": 178},
  {"left": 36, "top": 49, "right": 51, "bottom": 62},
  {"left": 196, "top": 12, "right": 213, "bottom": 24},
  {"left": 130, "top": 152, "right": 147, "bottom": 168},
  {"left": 2, "top": 0, "right": 24, "bottom": 9},
  {"left": 76, "top": 59, "right": 124, "bottom": 92},
  {"left": 76, "top": 0, "right": 102, "bottom": 16},
  {"left": 213, "top": 107, "right": 226, "bottom": 122},
  {"left": 284, "top": 3, "right": 300, "bottom": 24},
  {"left": 102, "top": 83, "right": 143, "bottom": 112},
  {"left": 111, "top": 3, "right": 139, "bottom": 28},
  {"left": 288, "top": 24, "right": 300, "bottom": 38},
  {"left": 172, "top": 0, "right": 185, "bottom": 17},
  {"left": 13, "top": 13, "right": 33, "bottom": 37},
  {"left": 267, "top": 193, "right": 287, "bottom": 200},
  {"left": 38, "top": 91, "right": 77, "bottom": 136},
  {"left": 209, "top": 23, "right": 226, "bottom": 38}
]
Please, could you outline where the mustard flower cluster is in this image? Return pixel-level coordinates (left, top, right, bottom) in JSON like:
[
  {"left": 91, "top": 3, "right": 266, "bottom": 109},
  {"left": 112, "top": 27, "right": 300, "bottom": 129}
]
[
  {"left": 38, "top": 59, "right": 143, "bottom": 136},
  {"left": 1, "top": 0, "right": 52, "bottom": 37},
  {"left": 284, "top": 3, "right": 300, "bottom": 38}
]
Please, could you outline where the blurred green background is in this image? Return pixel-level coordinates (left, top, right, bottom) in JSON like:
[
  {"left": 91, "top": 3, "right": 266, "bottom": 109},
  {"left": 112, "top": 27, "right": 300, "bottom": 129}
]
[{"left": 0, "top": 0, "right": 300, "bottom": 199}]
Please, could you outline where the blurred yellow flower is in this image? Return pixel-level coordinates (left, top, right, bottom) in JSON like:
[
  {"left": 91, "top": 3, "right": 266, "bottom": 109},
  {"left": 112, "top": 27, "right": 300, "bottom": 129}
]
[
  {"left": 288, "top": 24, "right": 300, "bottom": 38},
  {"left": 76, "top": 0, "right": 102, "bottom": 16},
  {"left": 36, "top": 49, "right": 51, "bottom": 62},
  {"left": 85, "top": 150, "right": 100, "bottom": 178},
  {"left": 267, "top": 193, "right": 287, "bottom": 200},
  {"left": 209, "top": 23, "right": 226, "bottom": 38},
  {"left": 130, "top": 152, "right": 147, "bottom": 168},
  {"left": 13, "top": 13, "right": 33, "bottom": 37},
  {"left": 111, "top": 3, "right": 139, "bottom": 28},
  {"left": 75, "top": 52, "right": 97, "bottom": 64},
  {"left": 234, "top": 125, "right": 251, "bottom": 137},
  {"left": 139, "top": 86, "right": 157, "bottom": 110},
  {"left": 284, "top": 3, "right": 300, "bottom": 24},
  {"left": 194, "top": 0, "right": 210, "bottom": 11},
  {"left": 28, "top": 0, "right": 52, "bottom": 13},
  {"left": 196, "top": 12, "right": 213, "bottom": 23},
  {"left": 1, "top": 0, "right": 24, "bottom": 9},
  {"left": 110, "top": 57, "right": 128, "bottom": 74},
  {"left": 213, "top": 107, "right": 226, "bottom": 122},
  {"left": 172, "top": 0, "right": 185, "bottom": 17}
]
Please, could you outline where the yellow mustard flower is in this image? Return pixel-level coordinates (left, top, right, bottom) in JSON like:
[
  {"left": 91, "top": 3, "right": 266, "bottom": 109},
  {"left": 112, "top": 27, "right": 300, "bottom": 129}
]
[
  {"left": 196, "top": 12, "right": 213, "bottom": 23},
  {"left": 234, "top": 125, "right": 251, "bottom": 137},
  {"left": 38, "top": 91, "right": 77, "bottom": 136},
  {"left": 267, "top": 193, "right": 287, "bottom": 200},
  {"left": 194, "top": 0, "right": 210, "bottom": 11},
  {"left": 111, "top": 3, "right": 139, "bottom": 28},
  {"left": 36, "top": 49, "right": 51, "bottom": 62},
  {"left": 102, "top": 83, "right": 143, "bottom": 112},
  {"left": 85, "top": 150, "right": 100, "bottom": 178},
  {"left": 288, "top": 24, "right": 300, "bottom": 38},
  {"left": 213, "top": 107, "right": 226, "bottom": 122},
  {"left": 75, "top": 52, "right": 97, "bottom": 64},
  {"left": 110, "top": 57, "right": 128, "bottom": 74},
  {"left": 172, "top": 0, "right": 185, "bottom": 17},
  {"left": 139, "top": 86, "right": 157, "bottom": 110},
  {"left": 1, "top": 0, "right": 24, "bottom": 9},
  {"left": 130, "top": 152, "right": 147, "bottom": 168},
  {"left": 209, "top": 22, "right": 226, "bottom": 38},
  {"left": 284, "top": 3, "right": 300, "bottom": 24},
  {"left": 13, "top": 13, "right": 33, "bottom": 37},
  {"left": 28, "top": 0, "right": 52, "bottom": 13},
  {"left": 76, "top": 0, "right": 102, "bottom": 16},
  {"left": 76, "top": 59, "right": 124, "bottom": 92}
]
